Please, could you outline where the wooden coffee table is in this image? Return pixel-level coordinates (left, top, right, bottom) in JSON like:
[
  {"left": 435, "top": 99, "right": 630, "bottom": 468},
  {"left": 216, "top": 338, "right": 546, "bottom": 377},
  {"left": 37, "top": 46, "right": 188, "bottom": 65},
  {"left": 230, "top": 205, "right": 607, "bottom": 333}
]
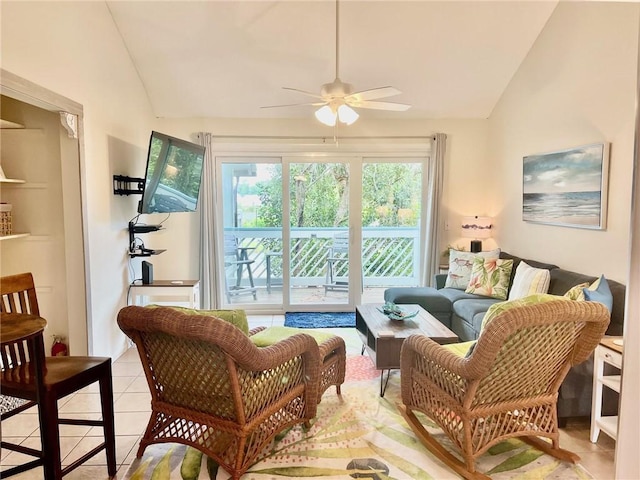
[{"left": 355, "top": 304, "right": 458, "bottom": 396}]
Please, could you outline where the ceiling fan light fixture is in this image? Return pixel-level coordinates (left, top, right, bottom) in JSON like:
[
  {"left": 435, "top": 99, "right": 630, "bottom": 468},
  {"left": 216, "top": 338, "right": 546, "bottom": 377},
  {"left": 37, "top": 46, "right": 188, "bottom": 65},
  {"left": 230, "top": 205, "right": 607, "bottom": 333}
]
[
  {"left": 315, "top": 105, "right": 337, "bottom": 126},
  {"left": 337, "top": 104, "right": 359, "bottom": 125}
]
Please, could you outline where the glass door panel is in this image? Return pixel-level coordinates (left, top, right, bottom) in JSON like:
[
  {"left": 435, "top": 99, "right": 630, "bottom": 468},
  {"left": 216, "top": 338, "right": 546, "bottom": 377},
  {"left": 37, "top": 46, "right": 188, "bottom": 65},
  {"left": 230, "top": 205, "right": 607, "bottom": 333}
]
[
  {"left": 289, "top": 161, "right": 350, "bottom": 306},
  {"left": 220, "top": 160, "right": 282, "bottom": 307},
  {"left": 362, "top": 159, "right": 424, "bottom": 297}
]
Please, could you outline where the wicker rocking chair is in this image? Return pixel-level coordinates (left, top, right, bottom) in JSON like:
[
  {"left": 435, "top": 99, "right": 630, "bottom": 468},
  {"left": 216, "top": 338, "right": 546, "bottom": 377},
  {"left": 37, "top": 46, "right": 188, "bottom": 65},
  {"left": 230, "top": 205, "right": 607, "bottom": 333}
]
[
  {"left": 117, "top": 306, "right": 321, "bottom": 480},
  {"left": 399, "top": 300, "right": 610, "bottom": 480}
]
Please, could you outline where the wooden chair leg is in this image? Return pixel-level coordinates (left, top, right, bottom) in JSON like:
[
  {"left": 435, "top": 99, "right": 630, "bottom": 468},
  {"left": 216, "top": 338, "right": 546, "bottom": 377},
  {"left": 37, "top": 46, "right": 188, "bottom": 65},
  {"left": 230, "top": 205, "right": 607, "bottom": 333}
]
[
  {"left": 39, "top": 393, "right": 62, "bottom": 480},
  {"left": 99, "top": 369, "right": 117, "bottom": 477},
  {"left": 399, "top": 405, "right": 490, "bottom": 480}
]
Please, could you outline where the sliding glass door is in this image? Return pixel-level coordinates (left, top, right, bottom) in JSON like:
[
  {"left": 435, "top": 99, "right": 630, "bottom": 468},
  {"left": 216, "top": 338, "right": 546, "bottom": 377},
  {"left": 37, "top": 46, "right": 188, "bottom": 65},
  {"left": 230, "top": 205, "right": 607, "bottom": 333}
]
[{"left": 217, "top": 151, "right": 428, "bottom": 311}]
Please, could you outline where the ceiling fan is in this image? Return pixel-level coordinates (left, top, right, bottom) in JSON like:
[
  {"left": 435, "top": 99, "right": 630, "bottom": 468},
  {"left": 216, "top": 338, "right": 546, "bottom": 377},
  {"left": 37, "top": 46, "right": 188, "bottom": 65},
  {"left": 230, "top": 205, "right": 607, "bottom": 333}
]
[{"left": 262, "top": 0, "right": 411, "bottom": 126}]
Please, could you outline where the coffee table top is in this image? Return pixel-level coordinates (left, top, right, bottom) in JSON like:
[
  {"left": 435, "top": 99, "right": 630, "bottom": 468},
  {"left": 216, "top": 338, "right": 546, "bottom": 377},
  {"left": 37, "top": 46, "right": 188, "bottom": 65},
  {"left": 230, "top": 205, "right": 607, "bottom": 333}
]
[{"left": 356, "top": 304, "right": 457, "bottom": 343}]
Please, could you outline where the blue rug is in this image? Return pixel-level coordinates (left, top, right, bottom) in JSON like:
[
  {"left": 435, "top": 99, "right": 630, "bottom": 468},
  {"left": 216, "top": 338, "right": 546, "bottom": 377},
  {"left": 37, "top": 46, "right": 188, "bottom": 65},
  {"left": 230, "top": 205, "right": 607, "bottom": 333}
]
[{"left": 284, "top": 312, "right": 355, "bottom": 328}]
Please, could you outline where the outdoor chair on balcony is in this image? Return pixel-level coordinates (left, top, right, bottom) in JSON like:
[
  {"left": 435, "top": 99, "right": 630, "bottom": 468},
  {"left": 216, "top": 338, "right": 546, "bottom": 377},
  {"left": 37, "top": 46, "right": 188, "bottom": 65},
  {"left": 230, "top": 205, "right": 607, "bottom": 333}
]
[
  {"left": 324, "top": 233, "right": 350, "bottom": 292},
  {"left": 117, "top": 305, "right": 321, "bottom": 480},
  {"left": 399, "top": 299, "right": 609, "bottom": 480},
  {"left": 224, "top": 234, "right": 257, "bottom": 302}
]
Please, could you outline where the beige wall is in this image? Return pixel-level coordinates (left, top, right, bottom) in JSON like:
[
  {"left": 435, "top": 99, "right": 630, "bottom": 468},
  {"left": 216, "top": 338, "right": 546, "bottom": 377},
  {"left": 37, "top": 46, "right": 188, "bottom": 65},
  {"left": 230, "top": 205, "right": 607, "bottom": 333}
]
[
  {"left": 489, "top": 2, "right": 638, "bottom": 283},
  {"left": 1, "top": 2, "right": 156, "bottom": 357}
]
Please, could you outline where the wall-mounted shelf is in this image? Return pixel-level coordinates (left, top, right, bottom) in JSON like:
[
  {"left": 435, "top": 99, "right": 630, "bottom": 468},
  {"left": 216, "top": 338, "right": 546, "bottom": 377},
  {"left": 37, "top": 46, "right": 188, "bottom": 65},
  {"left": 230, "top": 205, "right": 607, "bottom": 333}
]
[
  {"left": 129, "top": 248, "right": 166, "bottom": 258},
  {"left": 0, "top": 178, "right": 26, "bottom": 184},
  {"left": 0, "top": 233, "right": 30, "bottom": 241},
  {"left": 0, "top": 119, "right": 25, "bottom": 129}
]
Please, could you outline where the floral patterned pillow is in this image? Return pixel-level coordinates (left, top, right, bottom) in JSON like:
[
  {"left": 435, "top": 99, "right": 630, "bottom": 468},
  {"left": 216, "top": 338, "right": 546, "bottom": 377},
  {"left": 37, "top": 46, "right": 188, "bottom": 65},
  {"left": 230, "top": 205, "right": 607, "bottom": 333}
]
[
  {"left": 465, "top": 257, "right": 514, "bottom": 300},
  {"left": 444, "top": 248, "right": 500, "bottom": 289}
]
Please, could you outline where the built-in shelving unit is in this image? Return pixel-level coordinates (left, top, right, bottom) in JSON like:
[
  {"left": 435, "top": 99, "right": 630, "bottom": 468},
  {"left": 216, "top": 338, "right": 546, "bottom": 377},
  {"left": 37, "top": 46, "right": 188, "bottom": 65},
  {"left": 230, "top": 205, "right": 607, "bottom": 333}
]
[{"left": 1, "top": 119, "right": 29, "bottom": 239}]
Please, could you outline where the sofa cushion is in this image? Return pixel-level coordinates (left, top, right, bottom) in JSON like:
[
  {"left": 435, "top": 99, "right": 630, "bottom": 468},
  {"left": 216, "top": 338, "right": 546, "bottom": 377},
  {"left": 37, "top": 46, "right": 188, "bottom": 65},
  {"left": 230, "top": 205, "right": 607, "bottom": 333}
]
[
  {"left": 564, "top": 282, "right": 590, "bottom": 300},
  {"left": 444, "top": 249, "right": 500, "bottom": 290},
  {"left": 453, "top": 298, "right": 501, "bottom": 328},
  {"left": 465, "top": 257, "right": 513, "bottom": 300},
  {"left": 508, "top": 261, "right": 551, "bottom": 300},
  {"left": 438, "top": 288, "right": 486, "bottom": 303},
  {"left": 383, "top": 287, "right": 452, "bottom": 313}
]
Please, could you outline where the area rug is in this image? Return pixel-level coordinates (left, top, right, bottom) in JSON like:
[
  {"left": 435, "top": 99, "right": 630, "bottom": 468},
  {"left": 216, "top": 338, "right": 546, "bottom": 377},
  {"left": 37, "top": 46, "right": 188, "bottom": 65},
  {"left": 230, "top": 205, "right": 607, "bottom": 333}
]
[
  {"left": 284, "top": 311, "right": 355, "bottom": 328},
  {"left": 124, "top": 355, "right": 594, "bottom": 480}
]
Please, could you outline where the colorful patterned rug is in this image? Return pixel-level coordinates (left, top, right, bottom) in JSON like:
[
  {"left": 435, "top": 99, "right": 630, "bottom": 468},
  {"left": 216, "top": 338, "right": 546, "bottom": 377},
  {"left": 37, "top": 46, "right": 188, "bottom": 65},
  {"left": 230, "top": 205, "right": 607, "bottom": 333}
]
[
  {"left": 284, "top": 312, "right": 355, "bottom": 328},
  {"left": 124, "top": 355, "right": 594, "bottom": 480}
]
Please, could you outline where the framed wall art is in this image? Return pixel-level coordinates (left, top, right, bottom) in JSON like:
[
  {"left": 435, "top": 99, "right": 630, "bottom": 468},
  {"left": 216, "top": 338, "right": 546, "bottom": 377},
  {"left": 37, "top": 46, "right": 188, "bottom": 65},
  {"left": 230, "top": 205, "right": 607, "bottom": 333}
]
[{"left": 523, "top": 143, "right": 609, "bottom": 230}]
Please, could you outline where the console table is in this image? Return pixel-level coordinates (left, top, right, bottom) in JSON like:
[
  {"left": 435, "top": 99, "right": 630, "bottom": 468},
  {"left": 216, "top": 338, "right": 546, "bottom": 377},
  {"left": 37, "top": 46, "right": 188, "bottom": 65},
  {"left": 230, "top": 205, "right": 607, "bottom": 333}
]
[{"left": 129, "top": 280, "right": 200, "bottom": 308}]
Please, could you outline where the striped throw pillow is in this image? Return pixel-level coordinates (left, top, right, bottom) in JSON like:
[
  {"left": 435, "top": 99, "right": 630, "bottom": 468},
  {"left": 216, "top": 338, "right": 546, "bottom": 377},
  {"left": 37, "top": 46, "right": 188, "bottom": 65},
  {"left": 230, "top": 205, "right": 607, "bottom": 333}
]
[{"left": 507, "top": 261, "right": 551, "bottom": 300}]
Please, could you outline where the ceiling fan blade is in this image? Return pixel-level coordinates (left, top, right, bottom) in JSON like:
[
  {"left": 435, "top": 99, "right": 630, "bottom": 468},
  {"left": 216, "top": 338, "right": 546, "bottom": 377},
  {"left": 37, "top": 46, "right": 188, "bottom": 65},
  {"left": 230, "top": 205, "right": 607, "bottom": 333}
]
[
  {"left": 261, "top": 101, "right": 326, "bottom": 109},
  {"left": 282, "top": 87, "right": 324, "bottom": 99},
  {"left": 346, "top": 86, "right": 402, "bottom": 102},
  {"left": 350, "top": 100, "right": 412, "bottom": 111}
]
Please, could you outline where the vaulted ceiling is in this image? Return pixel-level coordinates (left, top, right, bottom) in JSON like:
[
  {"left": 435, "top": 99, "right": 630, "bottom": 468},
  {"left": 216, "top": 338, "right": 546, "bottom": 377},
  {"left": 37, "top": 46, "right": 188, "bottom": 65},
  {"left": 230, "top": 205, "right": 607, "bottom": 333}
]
[{"left": 106, "top": 1, "right": 557, "bottom": 120}]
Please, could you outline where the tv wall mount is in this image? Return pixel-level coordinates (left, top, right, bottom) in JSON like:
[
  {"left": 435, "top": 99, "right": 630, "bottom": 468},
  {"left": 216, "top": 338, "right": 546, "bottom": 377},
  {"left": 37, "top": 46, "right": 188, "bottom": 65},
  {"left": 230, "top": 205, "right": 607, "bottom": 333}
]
[{"left": 113, "top": 175, "right": 144, "bottom": 195}]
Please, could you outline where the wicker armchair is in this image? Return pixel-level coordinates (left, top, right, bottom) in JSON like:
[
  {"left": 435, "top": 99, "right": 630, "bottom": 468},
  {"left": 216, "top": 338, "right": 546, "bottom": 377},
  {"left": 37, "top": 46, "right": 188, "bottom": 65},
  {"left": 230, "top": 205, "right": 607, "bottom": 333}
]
[
  {"left": 117, "top": 306, "right": 321, "bottom": 480},
  {"left": 399, "top": 300, "right": 610, "bottom": 480}
]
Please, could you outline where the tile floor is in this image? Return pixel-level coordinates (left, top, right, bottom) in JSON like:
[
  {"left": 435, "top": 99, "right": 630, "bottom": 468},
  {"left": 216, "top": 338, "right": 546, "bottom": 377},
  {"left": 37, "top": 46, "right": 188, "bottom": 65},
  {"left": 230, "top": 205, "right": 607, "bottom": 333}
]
[{"left": 1, "top": 315, "right": 616, "bottom": 479}]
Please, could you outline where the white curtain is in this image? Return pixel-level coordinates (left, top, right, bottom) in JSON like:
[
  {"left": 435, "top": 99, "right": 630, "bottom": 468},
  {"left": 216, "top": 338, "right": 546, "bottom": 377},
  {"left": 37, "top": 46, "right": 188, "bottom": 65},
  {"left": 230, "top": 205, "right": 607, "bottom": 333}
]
[
  {"left": 196, "top": 132, "right": 220, "bottom": 308},
  {"left": 421, "top": 133, "right": 447, "bottom": 286}
]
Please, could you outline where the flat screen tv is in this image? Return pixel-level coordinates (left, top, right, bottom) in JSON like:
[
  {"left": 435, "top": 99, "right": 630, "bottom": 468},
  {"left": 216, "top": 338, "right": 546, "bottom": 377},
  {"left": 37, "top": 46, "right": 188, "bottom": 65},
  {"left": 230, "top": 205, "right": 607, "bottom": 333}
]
[{"left": 138, "top": 131, "right": 205, "bottom": 214}]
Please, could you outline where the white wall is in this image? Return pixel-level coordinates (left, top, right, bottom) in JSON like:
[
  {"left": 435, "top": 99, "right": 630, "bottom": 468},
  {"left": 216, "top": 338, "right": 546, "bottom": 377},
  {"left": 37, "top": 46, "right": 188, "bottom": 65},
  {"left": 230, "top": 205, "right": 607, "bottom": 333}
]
[
  {"left": 1, "top": 2, "right": 156, "bottom": 357},
  {"left": 489, "top": 2, "right": 638, "bottom": 283}
]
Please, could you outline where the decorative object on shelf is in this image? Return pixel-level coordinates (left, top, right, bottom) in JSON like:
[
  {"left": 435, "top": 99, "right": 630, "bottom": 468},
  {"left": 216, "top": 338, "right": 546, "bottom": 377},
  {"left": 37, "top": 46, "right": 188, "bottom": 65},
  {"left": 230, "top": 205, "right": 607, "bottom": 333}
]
[
  {"left": 377, "top": 302, "right": 418, "bottom": 321},
  {"left": 461, "top": 216, "right": 493, "bottom": 252},
  {"left": 523, "top": 143, "right": 609, "bottom": 230},
  {"left": 0, "top": 203, "right": 12, "bottom": 236}
]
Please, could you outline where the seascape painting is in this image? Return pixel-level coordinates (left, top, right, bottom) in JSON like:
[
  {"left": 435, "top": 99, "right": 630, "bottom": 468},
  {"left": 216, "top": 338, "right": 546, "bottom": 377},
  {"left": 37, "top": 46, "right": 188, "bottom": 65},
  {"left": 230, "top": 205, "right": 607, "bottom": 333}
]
[{"left": 523, "top": 143, "right": 609, "bottom": 229}]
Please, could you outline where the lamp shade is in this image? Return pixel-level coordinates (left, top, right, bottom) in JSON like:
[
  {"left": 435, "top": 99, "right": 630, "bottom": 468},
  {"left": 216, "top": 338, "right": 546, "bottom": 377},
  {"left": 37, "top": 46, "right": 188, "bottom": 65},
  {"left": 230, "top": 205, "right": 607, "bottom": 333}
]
[
  {"left": 314, "top": 105, "right": 337, "bottom": 126},
  {"left": 461, "top": 216, "right": 493, "bottom": 239}
]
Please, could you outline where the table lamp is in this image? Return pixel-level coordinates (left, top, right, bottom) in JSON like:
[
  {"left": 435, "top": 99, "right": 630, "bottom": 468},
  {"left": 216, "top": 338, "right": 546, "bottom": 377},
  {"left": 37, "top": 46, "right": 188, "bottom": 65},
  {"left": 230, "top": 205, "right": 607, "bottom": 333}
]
[{"left": 461, "top": 216, "right": 493, "bottom": 253}]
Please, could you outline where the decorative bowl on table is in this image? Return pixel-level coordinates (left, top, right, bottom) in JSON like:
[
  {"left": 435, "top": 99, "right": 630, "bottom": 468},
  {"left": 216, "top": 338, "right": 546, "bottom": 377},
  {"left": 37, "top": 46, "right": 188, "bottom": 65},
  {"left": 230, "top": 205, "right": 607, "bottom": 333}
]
[{"left": 378, "top": 302, "right": 418, "bottom": 321}]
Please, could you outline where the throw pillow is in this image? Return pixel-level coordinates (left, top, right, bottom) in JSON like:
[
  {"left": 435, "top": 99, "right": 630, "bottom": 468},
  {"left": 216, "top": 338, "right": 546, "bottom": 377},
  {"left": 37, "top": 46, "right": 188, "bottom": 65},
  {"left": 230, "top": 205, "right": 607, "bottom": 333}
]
[
  {"left": 465, "top": 257, "right": 514, "bottom": 300},
  {"left": 583, "top": 274, "right": 613, "bottom": 313},
  {"left": 481, "top": 293, "right": 568, "bottom": 331},
  {"left": 507, "top": 261, "right": 551, "bottom": 300},
  {"left": 564, "top": 282, "right": 590, "bottom": 300},
  {"left": 444, "top": 248, "right": 500, "bottom": 290}
]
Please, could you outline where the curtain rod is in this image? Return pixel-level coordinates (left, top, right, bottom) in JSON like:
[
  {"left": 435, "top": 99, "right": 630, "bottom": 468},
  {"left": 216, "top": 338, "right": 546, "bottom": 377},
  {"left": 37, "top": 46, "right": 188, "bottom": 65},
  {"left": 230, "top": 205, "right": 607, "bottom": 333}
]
[{"left": 208, "top": 135, "right": 436, "bottom": 141}]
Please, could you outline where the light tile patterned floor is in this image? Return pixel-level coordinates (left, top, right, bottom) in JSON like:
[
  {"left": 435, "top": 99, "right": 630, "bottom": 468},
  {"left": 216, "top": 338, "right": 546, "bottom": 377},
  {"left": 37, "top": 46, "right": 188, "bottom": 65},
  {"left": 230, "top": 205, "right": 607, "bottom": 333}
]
[{"left": 1, "top": 315, "right": 616, "bottom": 479}]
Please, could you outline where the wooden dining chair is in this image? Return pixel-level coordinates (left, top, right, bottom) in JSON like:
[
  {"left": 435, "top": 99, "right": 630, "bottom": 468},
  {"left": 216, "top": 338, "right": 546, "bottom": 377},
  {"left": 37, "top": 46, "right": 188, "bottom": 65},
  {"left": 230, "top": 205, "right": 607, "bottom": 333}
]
[{"left": 0, "top": 272, "right": 117, "bottom": 479}]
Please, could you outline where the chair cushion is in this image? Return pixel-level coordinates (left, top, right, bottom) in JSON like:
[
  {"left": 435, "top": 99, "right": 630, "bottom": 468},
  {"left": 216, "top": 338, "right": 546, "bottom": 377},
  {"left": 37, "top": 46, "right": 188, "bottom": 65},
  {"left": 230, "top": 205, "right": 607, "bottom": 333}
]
[
  {"left": 250, "top": 326, "right": 336, "bottom": 347},
  {"left": 480, "top": 293, "right": 567, "bottom": 331},
  {"left": 442, "top": 341, "right": 475, "bottom": 357},
  {"left": 145, "top": 305, "right": 249, "bottom": 335}
]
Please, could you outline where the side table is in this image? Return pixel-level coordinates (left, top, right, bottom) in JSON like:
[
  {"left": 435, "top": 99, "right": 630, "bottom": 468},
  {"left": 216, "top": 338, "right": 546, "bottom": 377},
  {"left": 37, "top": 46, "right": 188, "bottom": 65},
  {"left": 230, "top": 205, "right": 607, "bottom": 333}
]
[
  {"left": 590, "top": 336, "right": 622, "bottom": 442},
  {"left": 130, "top": 280, "right": 200, "bottom": 308}
]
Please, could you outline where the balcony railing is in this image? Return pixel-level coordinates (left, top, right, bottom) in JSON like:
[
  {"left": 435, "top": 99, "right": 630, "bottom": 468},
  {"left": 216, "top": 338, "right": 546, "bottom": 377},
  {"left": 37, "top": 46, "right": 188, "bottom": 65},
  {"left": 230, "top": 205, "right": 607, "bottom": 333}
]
[{"left": 224, "top": 227, "right": 421, "bottom": 289}]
